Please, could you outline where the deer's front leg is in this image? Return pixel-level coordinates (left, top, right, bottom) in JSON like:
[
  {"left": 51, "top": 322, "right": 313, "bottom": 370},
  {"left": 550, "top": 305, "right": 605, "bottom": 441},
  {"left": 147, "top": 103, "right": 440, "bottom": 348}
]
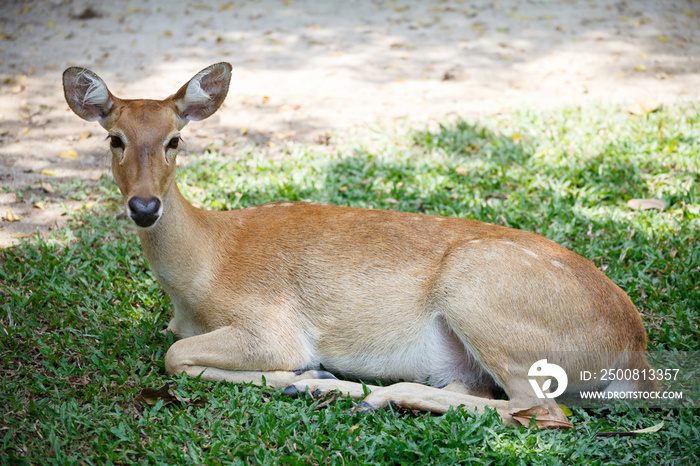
[{"left": 164, "top": 325, "right": 327, "bottom": 389}]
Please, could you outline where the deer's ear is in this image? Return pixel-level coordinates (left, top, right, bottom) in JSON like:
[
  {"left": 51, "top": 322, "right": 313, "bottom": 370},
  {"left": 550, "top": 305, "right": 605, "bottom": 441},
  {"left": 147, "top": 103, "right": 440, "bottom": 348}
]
[
  {"left": 63, "top": 67, "right": 115, "bottom": 126},
  {"left": 172, "top": 62, "right": 232, "bottom": 127}
]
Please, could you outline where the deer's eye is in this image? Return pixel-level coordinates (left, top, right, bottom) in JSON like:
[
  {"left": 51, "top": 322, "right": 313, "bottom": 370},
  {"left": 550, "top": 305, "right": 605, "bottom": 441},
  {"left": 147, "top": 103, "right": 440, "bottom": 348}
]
[
  {"left": 109, "top": 135, "right": 124, "bottom": 150},
  {"left": 167, "top": 137, "right": 180, "bottom": 150}
]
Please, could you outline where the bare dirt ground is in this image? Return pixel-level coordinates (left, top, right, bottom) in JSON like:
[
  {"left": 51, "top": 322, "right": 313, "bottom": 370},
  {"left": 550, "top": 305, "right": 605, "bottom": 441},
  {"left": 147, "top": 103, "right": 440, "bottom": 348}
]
[{"left": 1, "top": 0, "right": 698, "bottom": 247}]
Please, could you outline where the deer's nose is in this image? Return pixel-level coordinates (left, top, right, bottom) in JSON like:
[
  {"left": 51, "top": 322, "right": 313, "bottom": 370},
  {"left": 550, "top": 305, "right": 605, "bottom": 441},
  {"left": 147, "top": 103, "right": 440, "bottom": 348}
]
[{"left": 127, "top": 196, "right": 162, "bottom": 228}]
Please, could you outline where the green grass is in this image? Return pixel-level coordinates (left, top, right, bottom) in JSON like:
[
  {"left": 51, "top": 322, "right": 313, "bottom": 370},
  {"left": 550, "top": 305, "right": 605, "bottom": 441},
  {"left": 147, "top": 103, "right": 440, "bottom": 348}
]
[{"left": 1, "top": 103, "right": 699, "bottom": 464}]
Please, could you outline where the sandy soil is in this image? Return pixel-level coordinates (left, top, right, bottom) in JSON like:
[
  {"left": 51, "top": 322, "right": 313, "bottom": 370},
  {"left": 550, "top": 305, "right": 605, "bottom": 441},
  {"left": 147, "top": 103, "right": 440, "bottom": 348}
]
[{"left": 1, "top": 0, "right": 698, "bottom": 247}]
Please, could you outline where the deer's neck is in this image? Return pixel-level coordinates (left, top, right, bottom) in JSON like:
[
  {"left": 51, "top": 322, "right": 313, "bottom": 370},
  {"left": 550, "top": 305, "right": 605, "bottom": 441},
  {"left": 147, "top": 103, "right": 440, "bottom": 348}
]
[{"left": 136, "top": 183, "right": 214, "bottom": 296}]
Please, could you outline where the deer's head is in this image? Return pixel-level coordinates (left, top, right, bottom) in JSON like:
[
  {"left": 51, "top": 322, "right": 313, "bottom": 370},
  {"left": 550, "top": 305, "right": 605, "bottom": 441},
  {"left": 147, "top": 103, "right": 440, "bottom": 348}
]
[{"left": 62, "top": 63, "right": 232, "bottom": 228}]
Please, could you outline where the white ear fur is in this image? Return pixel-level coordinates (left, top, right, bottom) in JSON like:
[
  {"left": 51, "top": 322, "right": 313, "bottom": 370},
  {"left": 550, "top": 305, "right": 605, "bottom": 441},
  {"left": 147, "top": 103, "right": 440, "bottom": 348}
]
[
  {"left": 174, "top": 63, "right": 232, "bottom": 126},
  {"left": 63, "top": 67, "right": 114, "bottom": 125},
  {"left": 79, "top": 71, "right": 110, "bottom": 108},
  {"left": 183, "top": 72, "right": 212, "bottom": 106}
]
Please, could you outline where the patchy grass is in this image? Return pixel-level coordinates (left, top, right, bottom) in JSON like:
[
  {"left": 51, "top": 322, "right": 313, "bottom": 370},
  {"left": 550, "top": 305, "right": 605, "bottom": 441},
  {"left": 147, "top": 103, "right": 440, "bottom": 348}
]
[{"left": 1, "top": 103, "right": 699, "bottom": 464}]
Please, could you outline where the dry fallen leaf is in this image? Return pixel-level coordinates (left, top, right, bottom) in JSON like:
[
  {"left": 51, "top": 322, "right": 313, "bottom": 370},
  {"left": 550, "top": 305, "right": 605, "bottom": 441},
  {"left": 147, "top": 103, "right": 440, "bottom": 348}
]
[
  {"left": 70, "top": 5, "right": 102, "bottom": 20},
  {"left": 135, "top": 384, "right": 207, "bottom": 408},
  {"left": 628, "top": 98, "right": 661, "bottom": 115},
  {"left": 511, "top": 406, "right": 574, "bottom": 430},
  {"left": 33, "top": 202, "right": 45, "bottom": 210},
  {"left": 315, "top": 132, "right": 332, "bottom": 145},
  {"left": 455, "top": 167, "right": 469, "bottom": 176},
  {"left": 77, "top": 202, "right": 96, "bottom": 211},
  {"left": 442, "top": 70, "right": 457, "bottom": 81},
  {"left": 60, "top": 149, "right": 79, "bottom": 159},
  {"left": 390, "top": 42, "right": 416, "bottom": 50},
  {"left": 597, "top": 420, "right": 664, "bottom": 437},
  {"left": 40, "top": 170, "right": 57, "bottom": 176},
  {"left": 6, "top": 209, "right": 20, "bottom": 222},
  {"left": 136, "top": 385, "right": 182, "bottom": 406},
  {"left": 41, "top": 181, "right": 55, "bottom": 193},
  {"left": 627, "top": 198, "right": 666, "bottom": 211},
  {"left": 632, "top": 420, "right": 665, "bottom": 434}
]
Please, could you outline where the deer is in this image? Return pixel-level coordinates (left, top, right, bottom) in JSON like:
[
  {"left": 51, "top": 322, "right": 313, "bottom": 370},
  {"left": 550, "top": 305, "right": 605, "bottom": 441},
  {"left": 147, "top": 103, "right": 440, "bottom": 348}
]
[{"left": 62, "top": 62, "right": 656, "bottom": 428}]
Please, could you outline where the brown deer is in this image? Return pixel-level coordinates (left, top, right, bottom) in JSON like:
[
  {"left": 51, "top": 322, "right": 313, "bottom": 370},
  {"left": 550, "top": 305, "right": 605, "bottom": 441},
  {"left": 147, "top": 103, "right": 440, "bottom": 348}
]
[{"left": 62, "top": 63, "right": 655, "bottom": 427}]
